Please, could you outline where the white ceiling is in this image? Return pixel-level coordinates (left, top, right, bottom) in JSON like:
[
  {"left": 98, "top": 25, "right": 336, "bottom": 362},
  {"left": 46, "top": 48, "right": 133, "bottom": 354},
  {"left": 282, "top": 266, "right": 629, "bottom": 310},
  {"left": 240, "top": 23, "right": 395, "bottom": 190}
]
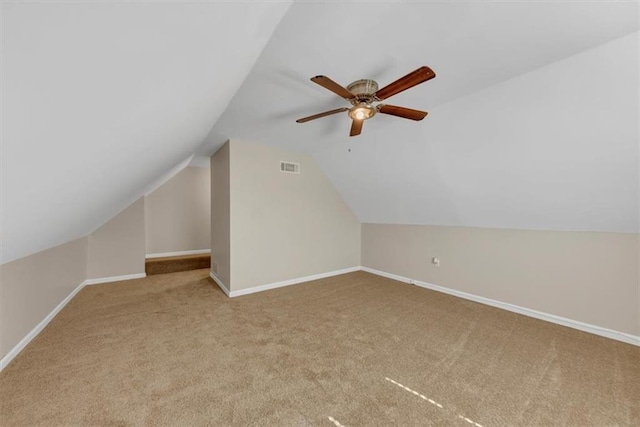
[
  {"left": 317, "top": 32, "right": 639, "bottom": 232},
  {"left": 1, "top": 1, "right": 291, "bottom": 263},
  {"left": 207, "top": 0, "right": 639, "bottom": 149},
  {"left": 206, "top": 0, "right": 639, "bottom": 232},
  {"left": 2, "top": 0, "right": 638, "bottom": 263}
]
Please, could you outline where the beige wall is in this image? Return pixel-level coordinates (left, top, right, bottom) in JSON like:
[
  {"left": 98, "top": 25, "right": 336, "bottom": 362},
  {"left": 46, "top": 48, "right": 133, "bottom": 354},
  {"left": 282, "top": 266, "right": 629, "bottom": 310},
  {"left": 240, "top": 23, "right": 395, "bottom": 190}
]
[
  {"left": 362, "top": 224, "right": 639, "bottom": 336},
  {"left": 229, "top": 140, "right": 360, "bottom": 291},
  {"left": 145, "top": 166, "right": 211, "bottom": 255},
  {"left": 1, "top": 237, "right": 88, "bottom": 357},
  {"left": 211, "top": 143, "right": 231, "bottom": 287},
  {"left": 87, "top": 198, "right": 145, "bottom": 279}
]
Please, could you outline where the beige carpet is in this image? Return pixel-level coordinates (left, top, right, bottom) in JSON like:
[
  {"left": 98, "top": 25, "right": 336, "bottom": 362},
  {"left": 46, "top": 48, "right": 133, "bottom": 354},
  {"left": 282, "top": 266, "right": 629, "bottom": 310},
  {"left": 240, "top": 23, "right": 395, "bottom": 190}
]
[{"left": 1, "top": 270, "right": 638, "bottom": 426}]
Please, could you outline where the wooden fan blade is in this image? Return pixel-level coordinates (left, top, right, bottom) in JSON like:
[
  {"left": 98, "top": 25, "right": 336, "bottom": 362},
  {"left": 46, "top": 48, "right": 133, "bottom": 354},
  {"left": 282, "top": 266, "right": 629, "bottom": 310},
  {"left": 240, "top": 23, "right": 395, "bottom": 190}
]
[
  {"left": 378, "top": 104, "right": 428, "bottom": 121},
  {"left": 311, "top": 76, "right": 355, "bottom": 99},
  {"left": 374, "top": 66, "right": 436, "bottom": 100},
  {"left": 350, "top": 119, "right": 363, "bottom": 137},
  {"left": 296, "top": 107, "right": 349, "bottom": 123}
]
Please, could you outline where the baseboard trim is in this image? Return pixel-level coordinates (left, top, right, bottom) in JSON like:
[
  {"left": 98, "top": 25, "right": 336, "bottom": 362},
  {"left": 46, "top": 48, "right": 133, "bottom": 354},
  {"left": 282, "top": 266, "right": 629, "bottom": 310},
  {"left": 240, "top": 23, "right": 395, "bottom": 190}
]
[
  {"left": 361, "top": 266, "right": 640, "bottom": 347},
  {"left": 0, "top": 279, "right": 88, "bottom": 372},
  {"left": 146, "top": 250, "right": 210, "bottom": 259},
  {"left": 211, "top": 267, "right": 361, "bottom": 298},
  {"left": 230, "top": 267, "right": 361, "bottom": 297},
  {"left": 6, "top": 265, "right": 633, "bottom": 375},
  {"left": 85, "top": 273, "right": 146, "bottom": 285},
  {"left": 209, "top": 272, "right": 231, "bottom": 297}
]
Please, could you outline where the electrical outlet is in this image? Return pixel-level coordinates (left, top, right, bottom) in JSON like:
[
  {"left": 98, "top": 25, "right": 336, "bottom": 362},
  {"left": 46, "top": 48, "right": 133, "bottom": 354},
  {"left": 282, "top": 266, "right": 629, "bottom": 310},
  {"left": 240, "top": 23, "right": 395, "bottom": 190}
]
[{"left": 431, "top": 257, "right": 440, "bottom": 267}]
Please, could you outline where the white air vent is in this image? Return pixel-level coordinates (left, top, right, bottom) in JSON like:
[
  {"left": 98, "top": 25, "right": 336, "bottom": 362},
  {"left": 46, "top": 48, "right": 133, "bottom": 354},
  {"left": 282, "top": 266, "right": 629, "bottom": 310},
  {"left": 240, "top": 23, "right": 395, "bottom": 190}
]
[{"left": 280, "top": 161, "right": 300, "bottom": 174}]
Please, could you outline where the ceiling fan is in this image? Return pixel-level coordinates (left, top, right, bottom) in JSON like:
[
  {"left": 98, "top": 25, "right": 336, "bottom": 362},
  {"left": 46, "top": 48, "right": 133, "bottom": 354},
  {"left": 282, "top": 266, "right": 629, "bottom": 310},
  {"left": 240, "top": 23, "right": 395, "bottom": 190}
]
[{"left": 296, "top": 66, "right": 436, "bottom": 137}]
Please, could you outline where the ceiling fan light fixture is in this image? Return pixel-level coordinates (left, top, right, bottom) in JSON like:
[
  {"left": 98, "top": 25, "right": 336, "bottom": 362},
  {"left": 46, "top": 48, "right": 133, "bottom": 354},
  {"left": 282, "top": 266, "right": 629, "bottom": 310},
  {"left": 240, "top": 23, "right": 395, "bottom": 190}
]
[
  {"left": 297, "top": 66, "right": 435, "bottom": 136},
  {"left": 349, "top": 103, "right": 375, "bottom": 121}
]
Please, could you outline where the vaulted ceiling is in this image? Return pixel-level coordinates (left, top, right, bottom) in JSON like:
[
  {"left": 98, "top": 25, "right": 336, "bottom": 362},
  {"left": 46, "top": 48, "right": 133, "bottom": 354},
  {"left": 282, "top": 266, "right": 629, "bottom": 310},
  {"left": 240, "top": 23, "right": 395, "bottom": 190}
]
[
  {"left": 208, "top": 1, "right": 638, "bottom": 147},
  {"left": 1, "top": 1, "right": 291, "bottom": 263},
  {"left": 2, "top": 1, "right": 638, "bottom": 263},
  {"left": 206, "top": 1, "right": 639, "bottom": 233}
]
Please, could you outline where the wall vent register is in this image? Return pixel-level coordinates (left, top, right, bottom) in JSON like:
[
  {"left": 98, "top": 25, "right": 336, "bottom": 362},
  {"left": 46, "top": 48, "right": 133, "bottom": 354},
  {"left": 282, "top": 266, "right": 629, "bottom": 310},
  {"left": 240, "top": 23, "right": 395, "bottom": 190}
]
[{"left": 280, "top": 161, "right": 300, "bottom": 174}]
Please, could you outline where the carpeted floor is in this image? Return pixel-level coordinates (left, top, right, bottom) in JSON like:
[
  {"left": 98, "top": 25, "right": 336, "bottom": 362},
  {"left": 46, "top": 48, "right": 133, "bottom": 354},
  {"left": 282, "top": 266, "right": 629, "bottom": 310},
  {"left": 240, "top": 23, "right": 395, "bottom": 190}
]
[{"left": 1, "top": 270, "right": 638, "bottom": 426}]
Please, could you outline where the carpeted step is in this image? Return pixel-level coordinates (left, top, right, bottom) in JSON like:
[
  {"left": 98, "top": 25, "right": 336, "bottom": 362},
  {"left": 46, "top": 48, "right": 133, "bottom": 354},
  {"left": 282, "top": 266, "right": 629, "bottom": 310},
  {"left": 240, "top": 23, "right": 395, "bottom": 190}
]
[{"left": 145, "top": 254, "right": 210, "bottom": 275}]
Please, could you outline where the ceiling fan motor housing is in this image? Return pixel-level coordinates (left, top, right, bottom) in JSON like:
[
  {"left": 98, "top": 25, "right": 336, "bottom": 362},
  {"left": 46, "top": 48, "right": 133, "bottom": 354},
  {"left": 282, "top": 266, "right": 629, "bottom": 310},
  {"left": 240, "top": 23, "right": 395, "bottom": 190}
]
[{"left": 347, "top": 79, "right": 379, "bottom": 96}]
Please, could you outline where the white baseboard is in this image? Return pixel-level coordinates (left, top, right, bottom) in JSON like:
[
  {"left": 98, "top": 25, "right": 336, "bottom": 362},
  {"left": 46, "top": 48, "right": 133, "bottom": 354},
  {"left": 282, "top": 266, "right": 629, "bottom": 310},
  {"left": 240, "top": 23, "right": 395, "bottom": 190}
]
[
  {"left": 0, "top": 279, "right": 88, "bottom": 372},
  {"left": 209, "top": 271, "right": 231, "bottom": 297},
  {"left": 85, "top": 273, "right": 146, "bottom": 285},
  {"left": 210, "top": 267, "right": 361, "bottom": 298},
  {"left": 146, "top": 249, "right": 210, "bottom": 259},
  {"left": 229, "top": 267, "right": 361, "bottom": 297},
  {"left": 361, "top": 266, "right": 640, "bottom": 347}
]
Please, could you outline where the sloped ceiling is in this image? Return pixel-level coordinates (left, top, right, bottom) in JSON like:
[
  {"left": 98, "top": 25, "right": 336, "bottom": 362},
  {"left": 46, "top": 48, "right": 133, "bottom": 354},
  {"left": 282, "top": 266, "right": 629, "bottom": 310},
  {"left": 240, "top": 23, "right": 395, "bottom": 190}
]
[
  {"left": 3, "top": 1, "right": 638, "bottom": 264},
  {"left": 1, "top": 1, "right": 291, "bottom": 263},
  {"left": 206, "top": 0, "right": 639, "bottom": 232},
  {"left": 317, "top": 32, "right": 639, "bottom": 232}
]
